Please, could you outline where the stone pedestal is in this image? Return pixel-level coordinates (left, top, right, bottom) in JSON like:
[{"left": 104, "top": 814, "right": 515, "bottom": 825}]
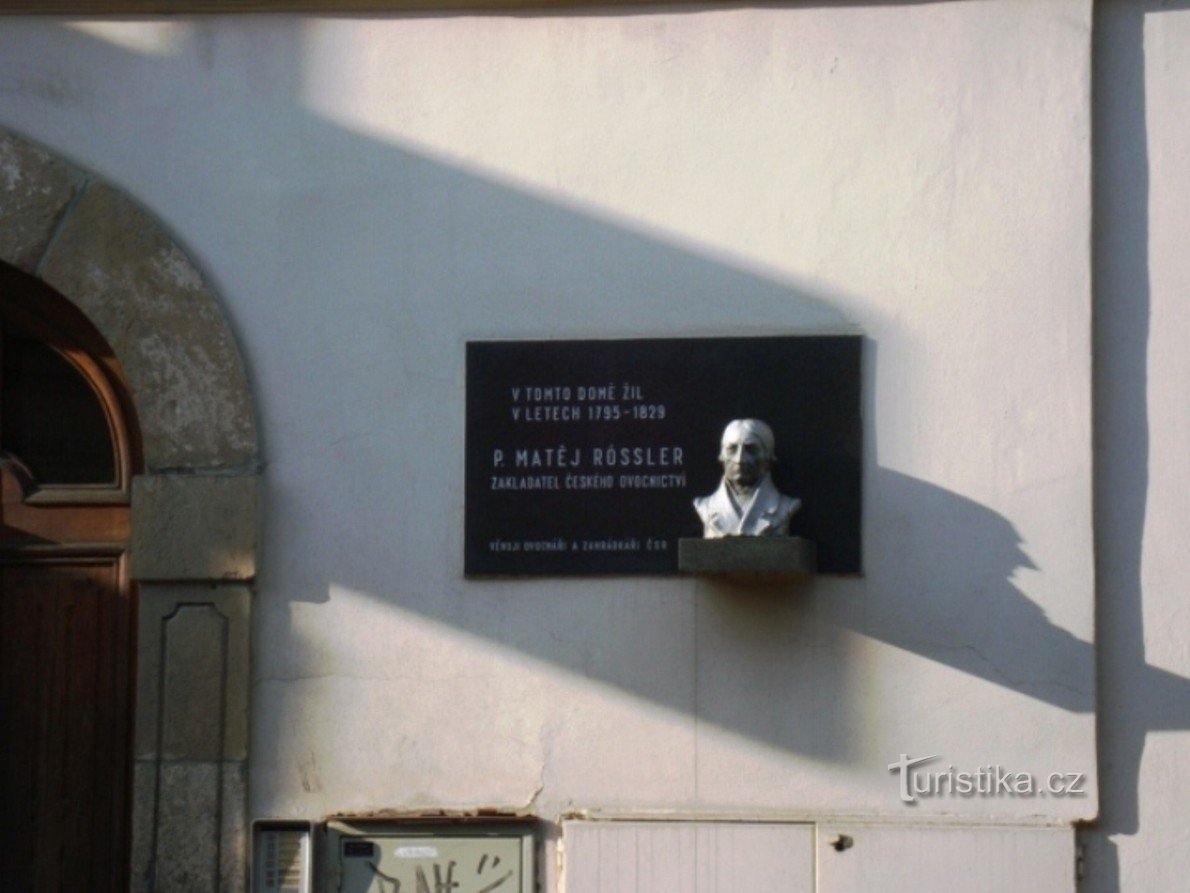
[{"left": 678, "top": 537, "right": 817, "bottom": 578}]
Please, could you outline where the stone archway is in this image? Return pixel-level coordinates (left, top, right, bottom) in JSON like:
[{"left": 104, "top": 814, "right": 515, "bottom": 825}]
[{"left": 1, "top": 128, "right": 259, "bottom": 892}]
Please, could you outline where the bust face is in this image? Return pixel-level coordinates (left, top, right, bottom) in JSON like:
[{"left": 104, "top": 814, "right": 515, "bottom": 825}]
[{"left": 719, "top": 425, "right": 772, "bottom": 489}]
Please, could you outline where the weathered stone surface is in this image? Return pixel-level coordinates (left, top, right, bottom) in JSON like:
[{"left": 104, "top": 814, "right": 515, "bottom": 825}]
[
  {"left": 162, "top": 604, "right": 231, "bottom": 760},
  {"left": 0, "top": 128, "right": 82, "bottom": 273},
  {"left": 130, "top": 760, "right": 247, "bottom": 893},
  {"left": 678, "top": 536, "right": 817, "bottom": 577},
  {"left": 135, "top": 584, "right": 251, "bottom": 761},
  {"left": 132, "top": 584, "right": 250, "bottom": 892},
  {"left": 219, "top": 762, "right": 249, "bottom": 893},
  {"left": 38, "top": 180, "right": 257, "bottom": 470},
  {"left": 129, "top": 760, "right": 155, "bottom": 893},
  {"left": 131, "top": 474, "right": 258, "bottom": 582}
]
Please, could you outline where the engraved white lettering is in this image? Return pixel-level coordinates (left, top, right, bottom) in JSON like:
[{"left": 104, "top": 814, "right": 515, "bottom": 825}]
[{"left": 591, "top": 446, "right": 684, "bottom": 468}]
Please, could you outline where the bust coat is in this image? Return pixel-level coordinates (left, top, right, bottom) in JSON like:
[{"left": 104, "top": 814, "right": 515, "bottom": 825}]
[{"left": 694, "top": 474, "right": 801, "bottom": 538}]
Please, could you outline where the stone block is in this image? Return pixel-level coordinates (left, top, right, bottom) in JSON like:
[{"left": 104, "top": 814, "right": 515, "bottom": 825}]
[
  {"left": 220, "top": 761, "right": 249, "bottom": 893},
  {"left": 131, "top": 474, "right": 258, "bottom": 582},
  {"left": 678, "top": 536, "right": 817, "bottom": 577},
  {"left": 0, "top": 129, "right": 82, "bottom": 273},
  {"left": 130, "top": 759, "right": 247, "bottom": 893},
  {"left": 135, "top": 584, "right": 251, "bottom": 761},
  {"left": 38, "top": 180, "right": 257, "bottom": 470},
  {"left": 129, "top": 760, "right": 155, "bottom": 893}
]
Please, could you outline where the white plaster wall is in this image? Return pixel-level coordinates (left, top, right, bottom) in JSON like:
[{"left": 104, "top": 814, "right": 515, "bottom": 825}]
[
  {"left": 1082, "top": 3, "right": 1190, "bottom": 890},
  {"left": 0, "top": 0, "right": 1100, "bottom": 859}
]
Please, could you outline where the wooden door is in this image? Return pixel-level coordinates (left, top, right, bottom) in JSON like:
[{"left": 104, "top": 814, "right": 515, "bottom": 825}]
[{"left": 0, "top": 270, "right": 139, "bottom": 892}]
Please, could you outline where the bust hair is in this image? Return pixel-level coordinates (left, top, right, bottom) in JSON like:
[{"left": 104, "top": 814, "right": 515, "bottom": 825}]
[{"left": 719, "top": 418, "right": 777, "bottom": 462}]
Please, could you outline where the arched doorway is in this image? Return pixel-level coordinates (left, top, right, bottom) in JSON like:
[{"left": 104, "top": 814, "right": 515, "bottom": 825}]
[
  {"left": 0, "top": 266, "right": 140, "bottom": 889},
  {"left": 0, "top": 126, "right": 260, "bottom": 891}
]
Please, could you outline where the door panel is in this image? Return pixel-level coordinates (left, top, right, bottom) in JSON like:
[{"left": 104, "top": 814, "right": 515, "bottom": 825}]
[
  {"left": 0, "top": 275, "right": 138, "bottom": 893},
  {"left": 0, "top": 558, "right": 133, "bottom": 891}
]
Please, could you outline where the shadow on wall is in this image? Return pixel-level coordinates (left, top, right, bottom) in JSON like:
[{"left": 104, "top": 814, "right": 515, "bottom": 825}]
[
  {"left": 229, "top": 94, "right": 1113, "bottom": 764},
  {"left": 1081, "top": 2, "right": 1190, "bottom": 890},
  {"left": 1, "top": 8, "right": 1187, "bottom": 872},
  {"left": 225, "top": 15, "right": 1188, "bottom": 856}
]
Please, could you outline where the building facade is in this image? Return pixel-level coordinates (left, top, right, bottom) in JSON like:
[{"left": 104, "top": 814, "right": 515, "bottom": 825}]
[{"left": 0, "top": 2, "right": 1185, "bottom": 890}]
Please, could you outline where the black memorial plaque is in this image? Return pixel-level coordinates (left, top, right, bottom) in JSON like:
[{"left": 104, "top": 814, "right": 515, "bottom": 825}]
[{"left": 465, "top": 336, "right": 862, "bottom": 575}]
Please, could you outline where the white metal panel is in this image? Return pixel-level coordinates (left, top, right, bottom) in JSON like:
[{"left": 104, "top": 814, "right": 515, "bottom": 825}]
[
  {"left": 324, "top": 821, "right": 534, "bottom": 893},
  {"left": 817, "top": 824, "right": 1074, "bottom": 893},
  {"left": 252, "top": 821, "right": 314, "bottom": 893},
  {"left": 562, "top": 821, "right": 813, "bottom": 893}
]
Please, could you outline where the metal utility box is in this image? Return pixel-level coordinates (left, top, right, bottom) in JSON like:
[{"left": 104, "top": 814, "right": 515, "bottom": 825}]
[
  {"left": 253, "top": 820, "right": 316, "bottom": 893},
  {"left": 324, "top": 819, "right": 536, "bottom": 893}
]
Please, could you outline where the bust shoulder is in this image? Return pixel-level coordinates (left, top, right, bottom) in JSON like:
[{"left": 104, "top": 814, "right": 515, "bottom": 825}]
[{"left": 780, "top": 495, "right": 802, "bottom": 519}]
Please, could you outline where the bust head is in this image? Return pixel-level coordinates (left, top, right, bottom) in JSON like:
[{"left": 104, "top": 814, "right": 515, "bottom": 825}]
[
  {"left": 695, "top": 418, "right": 799, "bottom": 538},
  {"left": 718, "top": 418, "right": 776, "bottom": 491}
]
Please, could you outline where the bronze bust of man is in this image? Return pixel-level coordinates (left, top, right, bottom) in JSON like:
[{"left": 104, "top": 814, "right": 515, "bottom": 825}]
[{"left": 694, "top": 419, "right": 801, "bottom": 538}]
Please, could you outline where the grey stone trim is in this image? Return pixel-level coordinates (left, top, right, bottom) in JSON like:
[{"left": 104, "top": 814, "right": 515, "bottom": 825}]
[
  {"left": 132, "top": 760, "right": 247, "bottom": 893},
  {"left": 133, "top": 586, "right": 250, "bottom": 892},
  {"left": 0, "top": 127, "right": 259, "bottom": 893},
  {"left": 39, "top": 179, "right": 258, "bottom": 471},
  {"left": 0, "top": 127, "right": 258, "bottom": 472},
  {"left": 135, "top": 585, "right": 250, "bottom": 762},
  {"left": 132, "top": 474, "right": 259, "bottom": 583},
  {"left": 677, "top": 536, "right": 817, "bottom": 576},
  {"left": 0, "top": 131, "right": 85, "bottom": 273}
]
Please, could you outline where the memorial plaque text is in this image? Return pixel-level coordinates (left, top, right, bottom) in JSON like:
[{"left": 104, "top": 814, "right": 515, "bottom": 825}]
[{"left": 465, "top": 336, "right": 862, "bottom": 575}]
